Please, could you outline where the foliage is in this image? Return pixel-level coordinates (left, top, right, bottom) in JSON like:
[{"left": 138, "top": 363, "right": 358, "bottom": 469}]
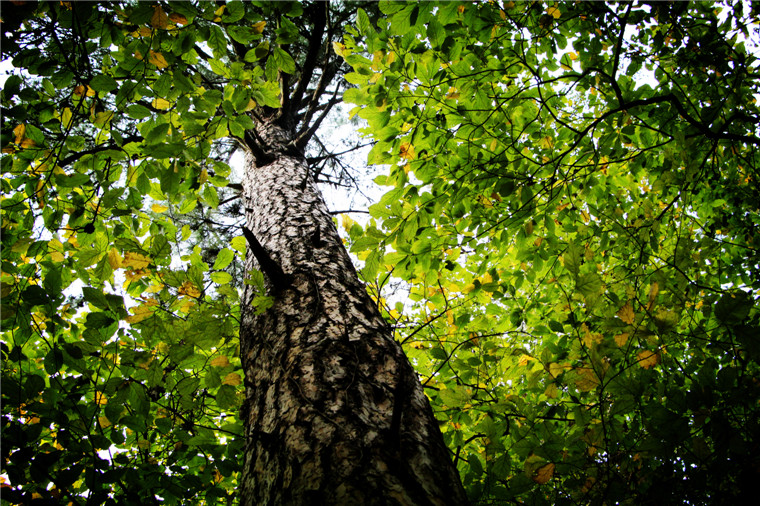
[
  {"left": 0, "top": 1, "right": 331, "bottom": 503},
  {"left": 341, "top": 1, "right": 760, "bottom": 504},
  {"left": 2, "top": 1, "right": 760, "bottom": 505}
]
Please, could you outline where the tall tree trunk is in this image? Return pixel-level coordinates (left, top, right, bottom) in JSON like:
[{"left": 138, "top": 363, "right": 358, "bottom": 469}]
[{"left": 239, "top": 122, "right": 467, "bottom": 505}]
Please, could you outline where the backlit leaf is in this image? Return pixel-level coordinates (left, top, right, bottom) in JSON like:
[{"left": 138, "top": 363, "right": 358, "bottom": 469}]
[
  {"left": 151, "top": 5, "right": 169, "bottom": 29},
  {"left": 148, "top": 51, "right": 169, "bottom": 68}
]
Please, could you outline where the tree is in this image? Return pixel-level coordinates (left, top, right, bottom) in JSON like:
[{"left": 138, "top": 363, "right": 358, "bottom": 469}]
[
  {"left": 3, "top": 1, "right": 760, "bottom": 505},
  {"left": 1, "top": 1, "right": 465, "bottom": 504},
  {"left": 340, "top": 1, "right": 760, "bottom": 504}
]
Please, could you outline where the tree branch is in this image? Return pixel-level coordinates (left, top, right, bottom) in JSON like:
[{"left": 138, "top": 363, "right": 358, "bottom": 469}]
[
  {"left": 288, "top": 2, "right": 327, "bottom": 122},
  {"left": 242, "top": 226, "right": 291, "bottom": 290}
]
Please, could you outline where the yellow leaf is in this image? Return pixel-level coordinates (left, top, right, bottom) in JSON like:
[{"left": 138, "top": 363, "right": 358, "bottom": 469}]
[
  {"left": 332, "top": 41, "right": 348, "bottom": 58},
  {"left": 13, "top": 124, "right": 26, "bottom": 144},
  {"left": 169, "top": 12, "right": 188, "bottom": 25},
  {"left": 178, "top": 281, "right": 201, "bottom": 298},
  {"left": 125, "top": 303, "right": 155, "bottom": 324},
  {"left": 568, "top": 51, "right": 578, "bottom": 60},
  {"left": 252, "top": 20, "right": 266, "bottom": 33},
  {"left": 138, "top": 26, "right": 152, "bottom": 37},
  {"left": 637, "top": 350, "right": 659, "bottom": 369},
  {"left": 151, "top": 203, "right": 169, "bottom": 213},
  {"left": 372, "top": 50, "right": 384, "bottom": 71},
  {"left": 549, "top": 362, "right": 569, "bottom": 378},
  {"left": 617, "top": 302, "right": 635, "bottom": 324},
  {"left": 151, "top": 5, "right": 169, "bottom": 29},
  {"left": 499, "top": 9, "right": 506, "bottom": 20},
  {"left": 399, "top": 142, "right": 415, "bottom": 160},
  {"left": 574, "top": 367, "right": 599, "bottom": 391},
  {"left": 180, "top": 298, "right": 198, "bottom": 314},
  {"left": 210, "top": 356, "right": 230, "bottom": 367},
  {"left": 123, "top": 252, "right": 152, "bottom": 270},
  {"left": 48, "top": 238, "right": 65, "bottom": 262},
  {"left": 124, "top": 269, "right": 149, "bottom": 283},
  {"left": 518, "top": 355, "right": 536, "bottom": 367},
  {"left": 222, "top": 373, "right": 241, "bottom": 386},
  {"left": 21, "top": 136, "right": 36, "bottom": 149},
  {"left": 134, "top": 49, "right": 143, "bottom": 60},
  {"left": 533, "top": 462, "right": 555, "bottom": 484},
  {"left": 93, "top": 111, "right": 114, "bottom": 126},
  {"left": 444, "top": 87, "right": 460, "bottom": 100},
  {"left": 107, "top": 248, "right": 123, "bottom": 269},
  {"left": 614, "top": 332, "right": 629, "bottom": 347},
  {"left": 61, "top": 107, "right": 72, "bottom": 129},
  {"left": 547, "top": 6, "right": 561, "bottom": 19},
  {"left": 148, "top": 50, "right": 168, "bottom": 68},
  {"left": 341, "top": 214, "right": 357, "bottom": 231},
  {"left": 152, "top": 98, "right": 171, "bottom": 110},
  {"left": 199, "top": 168, "right": 208, "bottom": 184},
  {"left": 95, "top": 391, "right": 107, "bottom": 405},
  {"left": 98, "top": 416, "right": 112, "bottom": 428},
  {"left": 214, "top": 5, "right": 225, "bottom": 16},
  {"left": 581, "top": 210, "right": 590, "bottom": 223},
  {"left": 544, "top": 383, "right": 558, "bottom": 399},
  {"left": 648, "top": 281, "right": 659, "bottom": 303}
]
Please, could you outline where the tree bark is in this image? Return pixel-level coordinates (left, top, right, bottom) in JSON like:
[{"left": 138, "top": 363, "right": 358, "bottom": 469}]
[{"left": 239, "top": 122, "right": 467, "bottom": 505}]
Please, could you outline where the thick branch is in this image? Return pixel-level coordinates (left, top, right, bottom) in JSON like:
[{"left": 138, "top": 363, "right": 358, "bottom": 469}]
[{"left": 287, "top": 2, "right": 327, "bottom": 122}]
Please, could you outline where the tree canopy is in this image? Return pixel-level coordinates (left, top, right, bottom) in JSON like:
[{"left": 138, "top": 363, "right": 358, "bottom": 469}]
[{"left": 2, "top": 1, "right": 760, "bottom": 505}]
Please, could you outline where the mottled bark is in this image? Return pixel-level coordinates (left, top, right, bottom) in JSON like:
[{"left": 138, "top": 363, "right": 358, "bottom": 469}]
[{"left": 239, "top": 122, "right": 467, "bottom": 505}]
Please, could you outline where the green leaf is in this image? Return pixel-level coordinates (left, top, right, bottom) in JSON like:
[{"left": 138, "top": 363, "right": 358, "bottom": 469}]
[
  {"left": 271, "top": 47, "right": 296, "bottom": 74},
  {"left": 82, "top": 286, "right": 110, "bottom": 310},
  {"left": 210, "top": 271, "right": 232, "bottom": 284},
  {"left": 715, "top": 291, "right": 753, "bottom": 325},
  {"left": 146, "top": 123, "right": 171, "bottom": 144},
  {"left": 216, "top": 384, "right": 238, "bottom": 409},
  {"left": 222, "top": 1, "right": 245, "bottom": 22},
  {"left": 357, "top": 8, "right": 371, "bottom": 36},
  {"left": 149, "top": 234, "right": 172, "bottom": 262},
  {"left": 212, "top": 248, "right": 235, "bottom": 270},
  {"left": 576, "top": 272, "right": 602, "bottom": 304},
  {"left": 202, "top": 185, "right": 219, "bottom": 208},
  {"left": 90, "top": 74, "right": 118, "bottom": 92},
  {"left": 126, "top": 104, "right": 152, "bottom": 119},
  {"left": 207, "top": 25, "right": 228, "bottom": 56},
  {"left": 85, "top": 312, "right": 115, "bottom": 329},
  {"left": 21, "top": 285, "right": 49, "bottom": 306},
  {"left": 563, "top": 242, "right": 582, "bottom": 275},
  {"left": 169, "top": 343, "right": 194, "bottom": 365},
  {"left": 426, "top": 18, "right": 445, "bottom": 49},
  {"left": 148, "top": 142, "right": 184, "bottom": 159}
]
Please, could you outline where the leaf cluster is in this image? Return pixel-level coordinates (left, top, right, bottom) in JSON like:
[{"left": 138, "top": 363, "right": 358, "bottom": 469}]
[{"left": 343, "top": 1, "right": 760, "bottom": 503}]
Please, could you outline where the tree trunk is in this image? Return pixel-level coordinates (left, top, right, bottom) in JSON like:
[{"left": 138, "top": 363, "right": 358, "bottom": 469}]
[{"left": 239, "top": 122, "right": 467, "bottom": 505}]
